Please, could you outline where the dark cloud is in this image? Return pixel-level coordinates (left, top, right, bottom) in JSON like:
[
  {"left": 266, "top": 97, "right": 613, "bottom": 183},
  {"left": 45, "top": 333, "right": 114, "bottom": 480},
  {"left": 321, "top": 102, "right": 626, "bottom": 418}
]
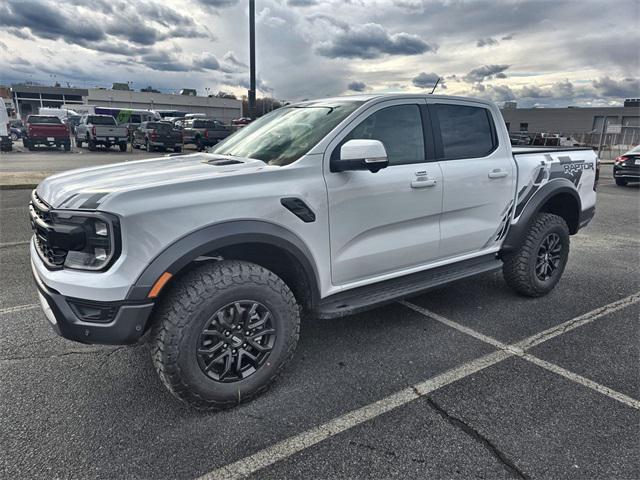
[
  {"left": 288, "top": 0, "right": 318, "bottom": 6},
  {"left": 222, "top": 51, "right": 248, "bottom": 71},
  {"left": 193, "top": 53, "right": 221, "bottom": 71},
  {"left": 0, "top": 40, "right": 7, "bottom": 51},
  {"left": 501, "top": 34, "right": 514, "bottom": 40},
  {"left": 463, "top": 64, "right": 510, "bottom": 83},
  {"left": 347, "top": 81, "right": 366, "bottom": 92},
  {"left": 0, "top": 0, "right": 106, "bottom": 44},
  {"left": 316, "top": 23, "right": 436, "bottom": 59},
  {"left": 476, "top": 37, "right": 498, "bottom": 47},
  {"left": 140, "top": 51, "right": 193, "bottom": 72},
  {"left": 592, "top": 77, "right": 640, "bottom": 98},
  {"left": 412, "top": 72, "right": 444, "bottom": 89},
  {"left": 7, "top": 27, "right": 34, "bottom": 40},
  {"left": 198, "top": 0, "right": 239, "bottom": 8}
]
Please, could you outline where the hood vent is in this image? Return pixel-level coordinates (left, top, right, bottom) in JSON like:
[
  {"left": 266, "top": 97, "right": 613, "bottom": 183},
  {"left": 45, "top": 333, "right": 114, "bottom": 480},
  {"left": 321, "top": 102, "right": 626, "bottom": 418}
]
[{"left": 205, "top": 159, "right": 244, "bottom": 166}]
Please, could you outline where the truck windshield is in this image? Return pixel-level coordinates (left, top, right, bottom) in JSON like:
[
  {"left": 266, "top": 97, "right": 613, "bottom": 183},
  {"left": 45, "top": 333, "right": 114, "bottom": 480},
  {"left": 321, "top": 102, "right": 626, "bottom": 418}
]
[
  {"left": 28, "top": 116, "right": 61, "bottom": 124},
  {"left": 211, "top": 101, "right": 363, "bottom": 166}
]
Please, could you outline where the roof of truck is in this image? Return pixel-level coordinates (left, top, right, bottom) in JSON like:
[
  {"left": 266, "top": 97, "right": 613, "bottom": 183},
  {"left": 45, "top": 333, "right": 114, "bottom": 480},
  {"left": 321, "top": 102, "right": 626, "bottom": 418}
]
[{"left": 295, "top": 93, "right": 496, "bottom": 107}]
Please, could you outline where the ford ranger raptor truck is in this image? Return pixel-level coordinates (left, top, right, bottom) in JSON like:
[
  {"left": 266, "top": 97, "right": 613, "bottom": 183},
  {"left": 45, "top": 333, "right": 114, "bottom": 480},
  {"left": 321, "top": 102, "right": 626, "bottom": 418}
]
[{"left": 30, "top": 94, "right": 598, "bottom": 409}]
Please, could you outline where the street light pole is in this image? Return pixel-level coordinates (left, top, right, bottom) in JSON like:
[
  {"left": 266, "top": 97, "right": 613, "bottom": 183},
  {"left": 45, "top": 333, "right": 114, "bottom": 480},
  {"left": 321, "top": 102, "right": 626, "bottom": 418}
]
[{"left": 248, "top": 0, "right": 256, "bottom": 119}]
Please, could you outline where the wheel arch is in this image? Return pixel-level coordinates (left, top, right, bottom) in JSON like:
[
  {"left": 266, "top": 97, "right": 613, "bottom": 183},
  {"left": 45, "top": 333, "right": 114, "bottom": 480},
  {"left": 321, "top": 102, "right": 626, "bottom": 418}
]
[
  {"left": 502, "top": 179, "right": 581, "bottom": 252},
  {"left": 126, "top": 221, "right": 321, "bottom": 309}
]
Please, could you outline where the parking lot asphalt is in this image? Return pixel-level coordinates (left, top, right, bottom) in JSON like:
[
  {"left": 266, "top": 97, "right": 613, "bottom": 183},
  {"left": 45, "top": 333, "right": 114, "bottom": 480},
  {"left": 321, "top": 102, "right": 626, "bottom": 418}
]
[{"left": 0, "top": 165, "right": 638, "bottom": 479}]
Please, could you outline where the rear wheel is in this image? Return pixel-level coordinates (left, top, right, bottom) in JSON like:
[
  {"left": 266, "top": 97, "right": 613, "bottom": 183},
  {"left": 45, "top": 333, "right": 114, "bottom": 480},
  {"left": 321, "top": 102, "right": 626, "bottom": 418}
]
[
  {"left": 615, "top": 178, "right": 628, "bottom": 186},
  {"left": 88, "top": 137, "right": 96, "bottom": 151},
  {"left": 196, "top": 137, "right": 204, "bottom": 151},
  {"left": 150, "top": 260, "right": 300, "bottom": 410},
  {"left": 502, "top": 213, "right": 570, "bottom": 297},
  {"left": 76, "top": 136, "right": 83, "bottom": 148},
  {"left": 119, "top": 141, "right": 127, "bottom": 152},
  {"left": 63, "top": 141, "right": 71, "bottom": 152},
  {"left": 173, "top": 146, "right": 182, "bottom": 153}
]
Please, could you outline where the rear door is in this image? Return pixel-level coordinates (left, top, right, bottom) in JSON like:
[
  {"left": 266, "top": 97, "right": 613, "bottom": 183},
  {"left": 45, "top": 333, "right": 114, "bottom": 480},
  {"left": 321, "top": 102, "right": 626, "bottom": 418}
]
[
  {"left": 430, "top": 100, "right": 515, "bottom": 258},
  {"left": 324, "top": 99, "right": 443, "bottom": 285}
]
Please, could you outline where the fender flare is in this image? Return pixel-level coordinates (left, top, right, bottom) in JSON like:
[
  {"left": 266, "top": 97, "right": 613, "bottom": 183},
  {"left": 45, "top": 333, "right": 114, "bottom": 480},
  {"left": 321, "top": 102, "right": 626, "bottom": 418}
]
[
  {"left": 126, "top": 220, "right": 320, "bottom": 303},
  {"left": 502, "top": 179, "right": 581, "bottom": 252}
]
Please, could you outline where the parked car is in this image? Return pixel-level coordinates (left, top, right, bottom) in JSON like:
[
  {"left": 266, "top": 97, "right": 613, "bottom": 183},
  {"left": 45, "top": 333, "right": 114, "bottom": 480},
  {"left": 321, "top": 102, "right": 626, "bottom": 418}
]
[
  {"left": 9, "top": 120, "right": 24, "bottom": 141},
  {"left": 30, "top": 94, "right": 598, "bottom": 410},
  {"left": 23, "top": 115, "right": 71, "bottom": 151},
  {"left": 75, "top": 114, "right": 129, "bottom": 151},
  {"left": 182, "top": 118, "right": 231, "bottom": 151},
  {"left": 613, "top": 145, "right": 640, "bottom": 186},
  {"left": 132, "top": 121, "right": 183, "bottom": 152},
  {"left": 0, "top": 106, "right": 12, "bottom": 151},
  {"left": 232, "top": 117, "right": 253, "bottom": 126}
]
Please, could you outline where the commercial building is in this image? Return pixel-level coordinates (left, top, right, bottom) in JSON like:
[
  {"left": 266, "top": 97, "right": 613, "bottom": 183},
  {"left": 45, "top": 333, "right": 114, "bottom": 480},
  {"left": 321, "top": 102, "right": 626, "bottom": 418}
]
[
  {"left": 86, "top": 89, "right": 241, "bottom": 123},
  {"left": 9, "top": 84, "right": 243, "bottom": 124},
  {"left": 501, "top": 105, "right": 639, "bottom": 134},
  {"left": 11, "top": 84, "right": 87, "bottom": 118}
]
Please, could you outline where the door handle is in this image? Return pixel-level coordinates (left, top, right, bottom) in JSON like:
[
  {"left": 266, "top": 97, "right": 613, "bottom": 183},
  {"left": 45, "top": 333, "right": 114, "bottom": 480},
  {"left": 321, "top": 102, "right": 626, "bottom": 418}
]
[
  {"left": 488, "top": 169, "right": 508, "bottom": 179},
  {"left": 411, "top": 178, "right": 437, "bottom": 188}
]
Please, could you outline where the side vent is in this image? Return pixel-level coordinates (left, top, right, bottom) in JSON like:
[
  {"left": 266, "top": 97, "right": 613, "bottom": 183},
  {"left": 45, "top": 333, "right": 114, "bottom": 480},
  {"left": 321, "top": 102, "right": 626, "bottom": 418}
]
[{"left": 280, "top": 197, "right": 316, "bottom": 223}]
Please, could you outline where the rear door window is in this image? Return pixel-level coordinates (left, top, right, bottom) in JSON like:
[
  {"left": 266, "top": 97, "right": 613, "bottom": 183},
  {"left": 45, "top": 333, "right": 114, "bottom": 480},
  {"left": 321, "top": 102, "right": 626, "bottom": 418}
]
[{"left": 434, "top": 104, "right": 497, "bottom": 159}]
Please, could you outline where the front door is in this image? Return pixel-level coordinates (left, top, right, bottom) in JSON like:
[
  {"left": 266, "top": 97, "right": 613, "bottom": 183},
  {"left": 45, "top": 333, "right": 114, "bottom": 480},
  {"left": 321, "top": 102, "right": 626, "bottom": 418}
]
[{"left": 324, "top": 100, "right": 443, "bottom": 286}]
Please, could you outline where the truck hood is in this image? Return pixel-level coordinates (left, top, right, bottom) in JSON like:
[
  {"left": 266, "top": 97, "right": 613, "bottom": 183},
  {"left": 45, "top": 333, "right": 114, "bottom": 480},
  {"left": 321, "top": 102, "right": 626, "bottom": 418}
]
[{"left": 37, "top": 153, "right": 272, "bottom": 209}]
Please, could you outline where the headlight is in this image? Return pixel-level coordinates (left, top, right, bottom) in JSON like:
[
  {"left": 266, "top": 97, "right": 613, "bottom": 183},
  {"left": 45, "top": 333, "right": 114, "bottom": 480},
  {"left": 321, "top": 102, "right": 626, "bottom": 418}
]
[{"left": 50, "top": 210, "right": 121, "bottom": 271}]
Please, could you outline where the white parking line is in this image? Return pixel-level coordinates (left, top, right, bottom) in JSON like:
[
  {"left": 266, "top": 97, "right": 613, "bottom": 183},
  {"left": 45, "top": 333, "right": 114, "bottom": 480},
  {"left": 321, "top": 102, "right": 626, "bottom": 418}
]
[
  {"left": 401, "top": 292, "right": 640, "bottom": 410},
  {"left": 0, "top": 303, "right": 40, "bottom": 315},
  {"left": 0, "top": 240, "right": 30, "bottom": 249},
  {"left": 199, "top": 292, "right": 640, "bottom": 480},
  {"left": 198, "top": 350, "right": 511, "bottom": 480}
]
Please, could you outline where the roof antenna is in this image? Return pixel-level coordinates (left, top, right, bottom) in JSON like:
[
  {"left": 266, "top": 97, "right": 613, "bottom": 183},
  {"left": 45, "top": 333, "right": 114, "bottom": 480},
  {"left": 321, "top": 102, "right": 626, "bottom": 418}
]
[{"left": 429, "top": 77, "right": 441, "bottom": 94}]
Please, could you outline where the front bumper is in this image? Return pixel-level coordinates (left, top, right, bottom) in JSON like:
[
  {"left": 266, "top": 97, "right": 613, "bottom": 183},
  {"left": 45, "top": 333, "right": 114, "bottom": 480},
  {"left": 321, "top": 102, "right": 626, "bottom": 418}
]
[{"left": 32, "top": 260, "right": 154, "bottom": 345}]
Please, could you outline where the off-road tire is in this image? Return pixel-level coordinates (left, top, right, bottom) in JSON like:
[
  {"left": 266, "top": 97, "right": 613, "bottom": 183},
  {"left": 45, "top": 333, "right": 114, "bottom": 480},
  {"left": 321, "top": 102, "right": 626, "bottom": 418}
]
[
  {"left": 63, "top": 141, "right": 71, "bottom": 152},
  {"left": 150, "top": 260, "right": 300, "bottom": 410},
  {"left": 502, "top": 213, "right": 570, "bottom": 297},
  {"left": 615, "top": 178, "right": 628, "bottom": 186},
  {"left": 76, "top": 137, "right": 83, "bottom": 148},
  {"left": 88, "top": 137, "right": 96, "bottom": 151},
  {"left": 119, "top": 141, "right": 127, "bottom": 152}
]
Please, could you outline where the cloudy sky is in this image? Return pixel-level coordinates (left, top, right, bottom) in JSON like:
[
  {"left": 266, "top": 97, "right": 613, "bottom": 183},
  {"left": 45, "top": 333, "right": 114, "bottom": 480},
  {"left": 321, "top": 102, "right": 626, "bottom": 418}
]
[{"left": 0, "top": 0, "right": 638, "bottom": 107}]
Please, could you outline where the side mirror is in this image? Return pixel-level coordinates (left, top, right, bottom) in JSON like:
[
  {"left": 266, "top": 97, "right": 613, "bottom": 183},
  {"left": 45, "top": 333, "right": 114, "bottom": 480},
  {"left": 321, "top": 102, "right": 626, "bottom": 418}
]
[{"left": 333, "top": 139, "right": 389, "bottom": 173}]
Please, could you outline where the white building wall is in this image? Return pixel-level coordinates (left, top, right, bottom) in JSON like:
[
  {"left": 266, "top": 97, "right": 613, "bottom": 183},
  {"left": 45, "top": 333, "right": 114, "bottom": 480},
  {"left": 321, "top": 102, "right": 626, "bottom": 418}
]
[{"left": 86, "top": 89, "right": 242, "bottom": 123}]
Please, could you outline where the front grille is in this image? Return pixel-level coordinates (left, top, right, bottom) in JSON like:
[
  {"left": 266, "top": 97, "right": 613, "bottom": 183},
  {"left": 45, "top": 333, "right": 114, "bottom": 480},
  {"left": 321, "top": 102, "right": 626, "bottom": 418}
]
[{"left": 30, "top": 191, "right": 68, "bottom": 268}]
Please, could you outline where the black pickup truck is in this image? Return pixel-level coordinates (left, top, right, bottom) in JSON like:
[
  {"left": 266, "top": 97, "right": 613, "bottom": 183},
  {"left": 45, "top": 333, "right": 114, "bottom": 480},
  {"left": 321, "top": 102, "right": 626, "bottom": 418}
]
[
  {"left": 181, "top": 118, "right": 231, "bottom": 151},
  {"left": 132, "top": 121, "right": 183, "bottom": 152}
]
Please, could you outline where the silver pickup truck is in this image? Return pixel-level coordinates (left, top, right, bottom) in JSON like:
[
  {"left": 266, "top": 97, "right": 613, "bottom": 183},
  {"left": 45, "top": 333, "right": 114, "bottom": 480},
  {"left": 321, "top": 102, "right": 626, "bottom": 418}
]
[
  {"left": 75, "top": 114, "right": 128, "bottom": 151},
  {"left": 31, "top": 94, "right": 598, "bottom": 410}
]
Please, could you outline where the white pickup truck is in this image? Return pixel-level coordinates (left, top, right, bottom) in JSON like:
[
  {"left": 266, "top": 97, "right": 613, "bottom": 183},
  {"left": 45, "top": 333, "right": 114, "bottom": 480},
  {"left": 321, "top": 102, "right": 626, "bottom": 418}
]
[
  {"left": 30, "top": 94, "right": 598, "bottom": 409},
  {"left": 75, "top": 114, "right": 128, "bottom": 151}
]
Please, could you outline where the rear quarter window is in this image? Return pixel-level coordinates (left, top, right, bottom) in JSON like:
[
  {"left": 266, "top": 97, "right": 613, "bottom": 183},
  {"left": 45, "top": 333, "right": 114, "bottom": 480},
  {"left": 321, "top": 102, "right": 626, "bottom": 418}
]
[{"left": 434, "top": 104, "right": 497, "bottom": 159}]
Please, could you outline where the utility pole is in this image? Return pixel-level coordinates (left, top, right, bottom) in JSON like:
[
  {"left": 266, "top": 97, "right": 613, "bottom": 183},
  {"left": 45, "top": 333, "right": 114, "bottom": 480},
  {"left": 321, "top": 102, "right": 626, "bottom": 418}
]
[{"left": 248, "top": 0, "right": 256, "bottom": 119}]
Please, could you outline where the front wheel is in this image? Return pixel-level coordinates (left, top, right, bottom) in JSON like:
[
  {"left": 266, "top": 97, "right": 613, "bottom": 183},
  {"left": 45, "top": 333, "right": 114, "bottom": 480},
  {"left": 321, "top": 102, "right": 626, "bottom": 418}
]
[
  {"left": 615, "top": 178, "right": 628, "bottom": 186},
  {"left": 150, "top": 260, "right": 300, "bottom": 410},
  {"left": 502, "top": 213, "right": 570, "bottom": 297}
]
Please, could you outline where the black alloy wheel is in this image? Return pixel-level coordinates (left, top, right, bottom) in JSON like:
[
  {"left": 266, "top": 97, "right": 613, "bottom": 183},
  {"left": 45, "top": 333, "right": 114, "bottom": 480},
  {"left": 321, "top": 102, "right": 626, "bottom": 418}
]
[
  {"left": 535, "top": 232, "right": 562, "bottom": 281},
  {"left": 196, "top": 301, "right": 276, "bottom": 383}
]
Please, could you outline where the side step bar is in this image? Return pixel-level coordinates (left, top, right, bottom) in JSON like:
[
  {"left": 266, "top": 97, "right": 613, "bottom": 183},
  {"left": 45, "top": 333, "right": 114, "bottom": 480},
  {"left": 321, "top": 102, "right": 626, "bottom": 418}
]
[{"left": 316, "top": 254, "right": 502, "bottom": 319}]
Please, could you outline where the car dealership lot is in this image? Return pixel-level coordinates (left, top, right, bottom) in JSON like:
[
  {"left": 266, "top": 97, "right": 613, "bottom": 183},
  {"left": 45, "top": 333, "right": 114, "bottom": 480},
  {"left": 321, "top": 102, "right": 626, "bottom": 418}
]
[{"left": 0, "top": 165, "right": 638, "bottom": 479}]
